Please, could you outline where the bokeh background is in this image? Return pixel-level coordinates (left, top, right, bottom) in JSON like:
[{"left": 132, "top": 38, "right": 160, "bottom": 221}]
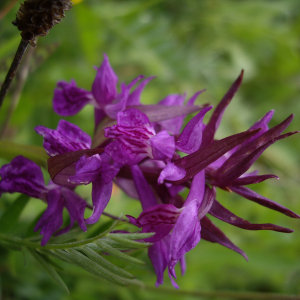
[{"left": 1, "top": 0, "right": 300, "bottom": 299}]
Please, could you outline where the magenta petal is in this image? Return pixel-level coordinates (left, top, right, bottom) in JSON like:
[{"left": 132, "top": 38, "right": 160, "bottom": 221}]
[
  {"left": 61, "top": 188, "right": 87, "bottom": 232},
  {"left": 85, "top": 179, "right": 113, "bottom": 224},
  {"left": 231, "top": 186, "right": 300, "bottom": 218},
  {"left": 148, "top": 240, "right": 169, "bottom": 287},
  {"left": 176, "top": 106, "right": 213, "bottom": 154},
  {"left": 116, "top": 108, "right": 152, "bottom": 127},
  {"left": 231, "top": 174, "right": 278, "bottom": 186},
  {"left": 158, "top": 162, "right": 186, "bottom": 184},
  {"left": 201, "top": 216, "right": 248, "bottom": 260},
  {"left": 68, "top": 155, "right": 102, "bottom": 185},
  {"left": 35, "top": 120, "right": 91, "bottom": 156},
  {"left": 169, "top": 200, "right": 201, "bottom": 278},
  {"left": 130, "top": 165, "right": 157, "bottom": 209},
  {"left": 34, "top": 189, "right": 64, "bottom": 246},
  {"left": 92, "top": 53, "right": 118, "bottom": 106},
  {"left": 114, "top": 178, "right": 139, "bottom": 199},
  {"left": 0, "top": 156, "right": 46, "bottom": 198},
  {"left": 197, "top": 185, "right": 216, "bottom": 220},
  {"left": 127, "top": 76, "right": 155, "bottom": 106},
  {"left": 209, "top": 200, "right": 293, "bottom": 233},
  {"left": 150, "top": 130, "right": 175, "bottom": 160},
  {"left": 53, "top": 80, "right": 93, "bottom": 116},
  {"left": 185, "top": 170, "right": 205, "bottom": 206}
]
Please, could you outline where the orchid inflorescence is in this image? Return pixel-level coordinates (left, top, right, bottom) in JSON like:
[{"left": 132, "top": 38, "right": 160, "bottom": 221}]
[{"left": 0, "top": 54, "right": 299, "bottom": 288}]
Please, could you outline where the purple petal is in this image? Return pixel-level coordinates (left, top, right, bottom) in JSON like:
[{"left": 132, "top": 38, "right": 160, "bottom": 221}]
[
  {"left": 34, "top": 189, "right": 64, "bottom": 246},
  {"left": 197, "top": 185, "right": 216, "bottom": 220},
  {"left": 92, "top": 54, "right": 118, "bottom": 106},
  {"left": 158, "top": 162, "right": 186, "bottom": 184},
  {"left": 186, "top": 90, "right": 206, "bottom": 106},
  {"left": 35, "top": 120, "right": 91, "bottom": 156},
  {"left": 231, "top": 186, "right": 300, "bottom": 218},
  {"left": 202, "top": 70, "right": 244, "bottom": 147},
  {"left": 169, "top": 200, "right": 201, "bottom": 278},
  {"left": 180, "top": 255, "right": 186, "bottom": 276},
  {"left": 61, "top": 188, "right": 87, "bottom": 232},
  {"left": 94, "top": 108, "right": 107, "bottom": 128},
  {"left": 116, "top": 108, "right": 152, "bottom": 128},
  {"left": 130, "top": 165, "right": 157, "bottom": 209},
  {"left": 104, "top": 83, "right": 130, "bottom": 119},
  {"left": 127, "top": 76, "right": 155, "bottom": 106},
  {"left": 185, "top": 170, "right": 205, "bottom": 207},
  {"left": 148, "top": 240, "right": 169, "bottom": 287},
  {"left": 0, "top": 156, "right": 46, "bottom": 198},
  {"left": 209, "top": 200, "right": 293, "bottom": 233},
  {"left": 48, "top": 148, "right": 104, "bottom": 184},
  {"left": 201, "top": 216, "right": 248, "bottom": 260},
  {"left": 176, "top": 106, "right": 213, "bottom": 154},
  {"left": 150, "top": 130, "right": 175, "bottom": 160},
  {"left": 53, "top": 80, "right": 93, "bottom": 116},
  {"left": 68, "top": 155, "right": 102, "bottom": 185},
  {"left": 85, "top": 178, "right": 113, "bottom": 224}
]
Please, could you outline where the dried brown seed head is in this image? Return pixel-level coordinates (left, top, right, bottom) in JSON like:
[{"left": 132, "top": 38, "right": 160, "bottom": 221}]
[{"left": 13, "top": 0, "right": 72, "bottom": 46}]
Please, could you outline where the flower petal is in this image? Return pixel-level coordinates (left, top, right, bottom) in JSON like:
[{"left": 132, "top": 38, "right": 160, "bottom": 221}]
[
  {"left": 92, "top": 53, "right": 118, "bottom": 106},
  {"left": 158, "top": 161, "right": 186, "bottom": 184},
  {"left": 53, "top": 80, "right": 93, "bottom": 116},
  {"left": 85, "top": 178, "right": 113, "bottom": 224},
  {"left": 176, "top": 106, "right": 213, "bottom": 154},
  {"left": 0, "top": 156, "right": 46, "bottom": 198},
  {"left": 150, "top": 130, "right": 175, "bottom": 160},
  {"left": 35, "top": 120, "right": 91, "bottom": 156}
]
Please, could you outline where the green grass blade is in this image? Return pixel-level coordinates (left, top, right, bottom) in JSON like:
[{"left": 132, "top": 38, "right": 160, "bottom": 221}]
[
  {"left": 81, "top": 245, "right": 135, "bottom": 279},
  {"left": 28, "top": 249, "right": 69, "bottom": 294},
  {"left": 96, "top": 241, "right": 145, "bottom": 266},
  {"left": 107, "top": 234, "right": 152, "bottom": 249}
]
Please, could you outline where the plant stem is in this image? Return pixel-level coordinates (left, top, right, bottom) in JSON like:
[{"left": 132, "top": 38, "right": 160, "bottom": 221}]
[
  {"left": 0, "top": 43, "right": 35, "bottom": 138},
  {"left": 141, "top": 285, "right": 300, "bottom": 300},
  {"left": 0, "top": 39, "right": 29, "bottom": 111}
]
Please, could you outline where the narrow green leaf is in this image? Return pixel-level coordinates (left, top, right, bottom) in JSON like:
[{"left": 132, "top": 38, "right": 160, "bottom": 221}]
[
  {"left": 96, "top": 241, "right": 145, "bottom": 266},
  {"left": 107, "top": 234, "right": 152, "bottom": 249},
  {"left": 28, "top": 249, "right": 69, "bottom": 294},
  {"left": 47, "top": 226, "right": 84, "bottom": 244},
  {"left": 81, "top": 245, "right": 135, "bottom": 279},
  {"left": 55, "top": 249, "right": 130, "bottom": 286},
  {"left": 0, "top": 194, "right": 30, "bottom": 233},
  {"left": 0, "top": 141, "right": 48, "bottom": 169},
  {"left": 107, "top": 232, "right": 155, "bottom": 240},
  {"left": 21, "top": 247, "right": 27, "bottom": 266},
  {"left": 0, "top": 240, "right": 21, "bottom": 251}
]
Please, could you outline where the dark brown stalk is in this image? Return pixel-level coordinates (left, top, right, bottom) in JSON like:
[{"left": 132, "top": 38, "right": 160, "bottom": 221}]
[{"left": 0, "top": 39, "right": 29, "bottom": 110}]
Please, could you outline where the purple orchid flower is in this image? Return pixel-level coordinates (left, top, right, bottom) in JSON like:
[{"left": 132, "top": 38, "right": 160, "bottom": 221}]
[
  {"left": 35, "top": 119, "right": 119, "bottom": 224},
  {"left": 104, "top": 108, "right": 175, "bottom": 165},
  {"left": 0, "top": 156, "right": 87, "bottom": 246},
  {"left": 53, "top": 54, "right": 153, "bottom": 126}
]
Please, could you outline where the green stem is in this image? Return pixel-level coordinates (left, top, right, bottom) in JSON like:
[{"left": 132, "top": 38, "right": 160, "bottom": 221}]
[{"left": 141, "top": 285, "right": 300, "bottom": 300}]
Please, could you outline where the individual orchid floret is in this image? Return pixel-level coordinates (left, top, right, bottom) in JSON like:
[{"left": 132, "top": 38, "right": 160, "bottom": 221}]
[
  {"left": 0, "top": 156, "right": 87, "bottom": 246},
  {"left": 35, "top": 119, "right": 92, "bottom": 157},
  {"left": 53, "top": 54, "right": 153, "bottom": 124},
  {"left": 104, "top": 108, "right": 175, "bottom": 165},
  {"left": 53, "top": 80, "right": 94, "bottom": 116}
]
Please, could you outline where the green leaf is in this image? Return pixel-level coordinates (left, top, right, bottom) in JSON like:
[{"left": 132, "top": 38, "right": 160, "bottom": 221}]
[
  {"left": 95, "top": 241, "right": 145, "bottom": 266},
  {"left": 0, "top": 141, "right": 48, "bottom": 169},
  {"left": 80, "top": 245, "right": 135, "bottom": 280},
  {"left": 0, "top": 194, "right": 30, "bottom": 233},
  {"left": 54, "top": 249, "right": 130, "bottom": 286},
  {"left": 0, "top": 240, "right": 21, "bottom": 251},
  {"left": 107, "top": 233, "right": 152, "bottom": 249},
  {"left": 106, "top": 232, "right": 155, "bottom": 240},
  {"left": 28, "top": 248, "right": 69, "bottom": 294}
]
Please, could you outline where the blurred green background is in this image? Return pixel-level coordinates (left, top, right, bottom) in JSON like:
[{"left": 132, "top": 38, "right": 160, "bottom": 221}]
[{"left": 1, "top": 0, "right": 300, "bottom": 299}]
